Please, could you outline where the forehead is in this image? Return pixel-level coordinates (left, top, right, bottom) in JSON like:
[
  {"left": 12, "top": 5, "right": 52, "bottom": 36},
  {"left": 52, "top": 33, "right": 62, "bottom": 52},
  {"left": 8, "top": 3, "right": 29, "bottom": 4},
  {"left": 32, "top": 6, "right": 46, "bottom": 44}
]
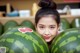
[{"left": 38, "top": 16, "right": 57, "bottom": 25}]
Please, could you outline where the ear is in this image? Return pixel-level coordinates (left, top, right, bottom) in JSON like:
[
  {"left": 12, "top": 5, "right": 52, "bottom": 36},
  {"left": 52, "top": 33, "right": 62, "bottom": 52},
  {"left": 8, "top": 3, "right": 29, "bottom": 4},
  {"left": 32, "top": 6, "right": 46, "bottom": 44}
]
[
  {"left": 58, "top": 23, "right": 60, "bottom": 31},
  {"left": 57, "top": 23, "right": 61, "bottom": 34}
]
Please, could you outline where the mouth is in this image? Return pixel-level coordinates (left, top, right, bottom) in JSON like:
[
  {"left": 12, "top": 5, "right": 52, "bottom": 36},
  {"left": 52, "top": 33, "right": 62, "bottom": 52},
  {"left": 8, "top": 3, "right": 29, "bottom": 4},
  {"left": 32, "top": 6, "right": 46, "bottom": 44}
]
[{"left": 43, "top": 36, "right": 51, "bottom": 39}]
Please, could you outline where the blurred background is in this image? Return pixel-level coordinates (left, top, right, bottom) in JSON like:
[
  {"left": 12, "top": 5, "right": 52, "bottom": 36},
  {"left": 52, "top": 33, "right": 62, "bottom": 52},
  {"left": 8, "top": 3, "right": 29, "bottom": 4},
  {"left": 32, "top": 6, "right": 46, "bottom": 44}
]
[{"left": 0, "top": 0, "right": 80, "bottom": 35}]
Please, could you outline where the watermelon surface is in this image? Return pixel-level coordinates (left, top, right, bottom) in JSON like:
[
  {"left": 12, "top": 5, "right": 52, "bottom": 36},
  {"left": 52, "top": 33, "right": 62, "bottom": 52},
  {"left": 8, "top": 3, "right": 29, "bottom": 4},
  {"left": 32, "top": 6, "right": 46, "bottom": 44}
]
[
  {"left": 51, "top": 28, "right": 80, "bottom": 53},
  {"left": 4, "top": 20, "right": 18, "bottom": 32},
  {"left": 71, "top": 18, "right": 80, "bottom": 28},
  {"left": 0, "top": 27, "right": 49, "bottom": 53},
  {"left": 59, "top": 18, "right": 70, "bottom": 31},
  {"left": 20, "top": 20, "right": 35, "bottom": 30}
]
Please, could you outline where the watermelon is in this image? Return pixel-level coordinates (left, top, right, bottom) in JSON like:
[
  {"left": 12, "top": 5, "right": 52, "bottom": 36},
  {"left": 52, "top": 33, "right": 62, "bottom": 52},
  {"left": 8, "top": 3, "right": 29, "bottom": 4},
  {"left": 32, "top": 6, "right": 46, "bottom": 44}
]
[
  {"left": 0, "top": 27, "right": 49, "bottom": 53},
  {"left": 4, "top": 20, "right": 18, "bottom": 32},
  {"left": 20, "top": 20, "right": 35, "bottom": 30},
  {"left": 0, "top": 23, "right": 3, "bottom": 36},
  {"left": 51, "top": 28, "right": 80, "bottom": 53},
  {"left": 71, "top": 18, "right": 80, "bottom": 28},
  {"left": 59, "top": 18, "right": 70, "bottom": 32}
]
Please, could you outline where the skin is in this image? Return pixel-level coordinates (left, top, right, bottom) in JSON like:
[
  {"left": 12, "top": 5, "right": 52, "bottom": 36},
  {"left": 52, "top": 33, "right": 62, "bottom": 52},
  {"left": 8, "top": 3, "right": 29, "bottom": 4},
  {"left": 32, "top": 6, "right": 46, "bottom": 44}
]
[{"left": 36, "top": 15, "right": 59, "bottom": 42}]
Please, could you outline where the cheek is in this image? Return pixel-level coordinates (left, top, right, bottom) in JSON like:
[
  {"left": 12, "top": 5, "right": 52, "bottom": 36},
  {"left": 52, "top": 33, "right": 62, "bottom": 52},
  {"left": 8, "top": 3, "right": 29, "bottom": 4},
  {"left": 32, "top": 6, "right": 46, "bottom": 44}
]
[
  {"left": 36, "top": 27, "right": 44, "bottom": 35},
  {"left": 50, "top": 29, "right": 58, "bottom": 40},
  {"left": 50, "top": 28, "right": 58, "bottom": 35}
]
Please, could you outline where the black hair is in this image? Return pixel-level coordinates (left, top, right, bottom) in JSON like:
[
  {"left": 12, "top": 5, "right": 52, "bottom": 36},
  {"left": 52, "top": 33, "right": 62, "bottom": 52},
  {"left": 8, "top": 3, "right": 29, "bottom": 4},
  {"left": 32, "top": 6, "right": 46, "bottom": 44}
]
[{"left": 35, "top": 0, "right": 60, "bottom": 26}]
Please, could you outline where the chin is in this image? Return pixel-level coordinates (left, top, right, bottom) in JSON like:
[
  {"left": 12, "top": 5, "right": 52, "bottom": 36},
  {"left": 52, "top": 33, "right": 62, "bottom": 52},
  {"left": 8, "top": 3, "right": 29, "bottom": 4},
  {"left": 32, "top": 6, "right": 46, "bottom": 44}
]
[{"left": 45, "top": 39, "right": 51, "bottom": 43}]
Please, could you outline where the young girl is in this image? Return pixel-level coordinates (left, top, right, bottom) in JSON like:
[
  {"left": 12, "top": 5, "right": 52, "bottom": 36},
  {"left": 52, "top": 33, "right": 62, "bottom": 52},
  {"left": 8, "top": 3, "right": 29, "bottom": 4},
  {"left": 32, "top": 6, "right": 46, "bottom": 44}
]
[{"left": 35, "top": 0, "right": 60, "bottom": 46}]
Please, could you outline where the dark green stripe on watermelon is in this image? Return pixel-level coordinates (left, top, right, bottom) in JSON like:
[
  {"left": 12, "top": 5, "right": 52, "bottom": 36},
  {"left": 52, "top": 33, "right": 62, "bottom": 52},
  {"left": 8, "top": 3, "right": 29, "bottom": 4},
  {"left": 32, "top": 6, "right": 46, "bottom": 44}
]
[
  {"left": 4, "top": 20, "right": 18, "bottom": 32},
  {"left": 0, "top": 27, "right": 49, "bottom": 53},
  {"left": 20, "top": 20, "right": 35, "bottom": 30},
  {"left": 51, "top": 28, "right": 80, "bottom": 53}
]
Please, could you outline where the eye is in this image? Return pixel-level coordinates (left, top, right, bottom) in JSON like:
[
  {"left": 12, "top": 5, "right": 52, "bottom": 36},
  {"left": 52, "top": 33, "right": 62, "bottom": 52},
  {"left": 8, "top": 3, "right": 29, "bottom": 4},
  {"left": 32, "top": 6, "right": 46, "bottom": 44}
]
[
  {"left": 49, "top": 25, "right": 55, "bottom": 29},
  {"left": 39, "top": 26, "right": 44, "bottom": 29},
  {"left": 50, "top": 26, "right": 55, "bottom": 29}
]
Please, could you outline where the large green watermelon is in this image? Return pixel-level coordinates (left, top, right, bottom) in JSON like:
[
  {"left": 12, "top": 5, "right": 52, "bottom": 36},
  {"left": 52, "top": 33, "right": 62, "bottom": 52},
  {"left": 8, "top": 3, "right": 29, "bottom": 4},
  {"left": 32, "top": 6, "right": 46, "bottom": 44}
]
[
  {"left": 20, "top": 20, "right": 35, "bottom": 30},
  {"left": 0, "top": 27, "right": 49, "bottom": 53},
  {"left": 59, "top": 18, "right": 70, "bottom": 32},
  {"left": 51, "top": 28, "right": 80, "bottom": 53},
  {"left": 4, "top": 20, "right": 18, "bottom": 32},
  {"left": 71, "top": 18, "right": 80, "bottom": 28}
]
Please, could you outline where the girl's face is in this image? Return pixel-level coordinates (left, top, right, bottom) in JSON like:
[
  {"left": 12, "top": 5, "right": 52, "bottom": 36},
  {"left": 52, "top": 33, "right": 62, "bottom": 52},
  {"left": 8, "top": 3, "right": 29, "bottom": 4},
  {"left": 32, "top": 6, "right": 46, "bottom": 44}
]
[{"left": 36, "top": 16, "right": 59, "bottom": 42}]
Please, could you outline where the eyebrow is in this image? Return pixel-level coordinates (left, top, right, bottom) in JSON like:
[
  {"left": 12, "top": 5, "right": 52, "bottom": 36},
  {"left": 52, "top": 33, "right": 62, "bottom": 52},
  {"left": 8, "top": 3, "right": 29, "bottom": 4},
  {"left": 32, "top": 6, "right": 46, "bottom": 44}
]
[
  {"left": 38, "top": 24, "right": 44, "bottom": 26},
  {"left": 39, "top": 24, "right": 56, "bottom": 26},
  {"left": 39, "top": 24, "right": 44, "bottom": 25},
  {"left": 50, "top": 25, "right": 56, "bottom": 27}
]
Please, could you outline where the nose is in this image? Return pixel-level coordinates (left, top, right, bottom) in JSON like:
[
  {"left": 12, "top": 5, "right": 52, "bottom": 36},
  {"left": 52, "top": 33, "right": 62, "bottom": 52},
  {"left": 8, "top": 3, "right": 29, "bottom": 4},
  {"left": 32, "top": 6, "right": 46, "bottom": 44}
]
[{"left": 44, "top": 29, "right": 50, "bottom": 36}]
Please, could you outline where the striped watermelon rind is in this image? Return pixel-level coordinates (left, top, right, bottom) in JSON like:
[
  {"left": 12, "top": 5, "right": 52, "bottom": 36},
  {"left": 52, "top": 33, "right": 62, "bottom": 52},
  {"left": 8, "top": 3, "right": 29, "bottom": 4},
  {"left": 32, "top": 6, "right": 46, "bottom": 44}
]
[
  {"left": 51, "top": 28, "right": 80, "bottom": 53},
  {"left": 0, "top": 27, "right": 49, "bottom": 53},
  {"left": 20, "top": 20, "right": 35, "bottom": 30},
  {"left": 60, "top": 18, "right": 70, "bottom": 30},
  {"left": 4, "top": 20, "right": 18, "bottom": 32}
]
